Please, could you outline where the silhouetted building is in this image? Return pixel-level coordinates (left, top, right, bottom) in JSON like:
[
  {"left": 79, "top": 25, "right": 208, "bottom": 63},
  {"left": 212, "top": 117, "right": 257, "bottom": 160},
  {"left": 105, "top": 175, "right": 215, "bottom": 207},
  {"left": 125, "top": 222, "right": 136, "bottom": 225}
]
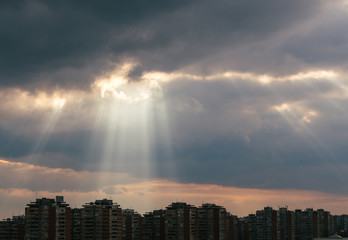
[
  {"left": 313, "top": 209, "right": 330, "bottom": 238},
  {"left": 71, "top": 208, "right": 81, "bottom": 240},
  {"left": 3, "top": 195, "right": 347, "bottom": 240},
  {"left": 256, "top": 207, "right": 280, "bottom": 240},
  {"left": 153, "top": 210, "right": 166, "bottom": 240},
  {"left": 248, "top": 214, "right": 257, "bottom": 240},
  {"left": 80, "top": 199, "right": 122, "bottom": 240},
  {"left": 142, "top": 212, "right": 154, "bottom": 240},
  {"left": 237, "top": 217, "right": 249, "bottom": 240},
  {"left": 165, "top": 202, "right": 199, "bottom": 240},
  {"left": 278, "top": 207, "right": 295, "bottom": 240},
  {"left": 122, "top": 209, "right": 142, "bottom": 240},
  {"left": 226, "top": 213, "right": 238, "bottom": 240},
  {"left": 142, "top": 209, "right": 165, "bottom": 240},
  {"left": 198, "top": 203, "right": 227, "bottom": 240},
  {"left": 25, "top": 196, "right": 71, "bottom": 240},
  {"left": 56, "top": 197, "right": 71, "bottom": 240},
  {"left": 0, "top": 215, "right": 25, "bottom": 240},
  {"left": 294, "top": 208, "right": 313, "bottom": 240}
]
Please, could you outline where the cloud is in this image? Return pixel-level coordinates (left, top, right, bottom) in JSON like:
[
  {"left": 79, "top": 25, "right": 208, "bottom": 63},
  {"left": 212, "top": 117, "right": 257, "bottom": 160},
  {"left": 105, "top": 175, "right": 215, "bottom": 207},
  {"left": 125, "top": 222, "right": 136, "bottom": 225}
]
[
  {"left": 0, "top": 0, "right": 331, "bottom": 91},
  {"left": 0, "top": 159, "right": 140, "bottom": 192},
  {"left": 1, "top": 159, "right": 348, "bottom": 220},
  {"left": 1, "top": 66, "right": 348, "bottom": 194},
  {"left": 0, "top": 0, "right": 191, "bottom": 90},
  {"left": 2, "top": 0, "right": 348, "bottom": 219}
]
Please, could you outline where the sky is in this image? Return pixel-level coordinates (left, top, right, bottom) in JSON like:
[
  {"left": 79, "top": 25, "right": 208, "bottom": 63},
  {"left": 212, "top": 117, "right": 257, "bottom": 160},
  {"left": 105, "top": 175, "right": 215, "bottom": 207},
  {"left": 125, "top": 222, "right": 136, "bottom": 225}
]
[{"left": 1, "top": 0, "right": 348, "bottom": 218}]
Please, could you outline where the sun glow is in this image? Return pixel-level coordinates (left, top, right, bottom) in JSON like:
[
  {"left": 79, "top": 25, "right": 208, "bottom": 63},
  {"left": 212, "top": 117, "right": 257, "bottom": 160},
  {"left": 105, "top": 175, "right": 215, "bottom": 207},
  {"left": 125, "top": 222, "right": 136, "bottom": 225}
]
[
  {"left": 275, "top": 103, "right": 290, "bottom": 112},
  {"left": 53, "top": 96, "right": 66, "bottom": 109},
  {"left": 3, "top": 158, "right": 348, "bottom": 218},
  {"left": 94, "top": 63, "right": 161, "bottom": 103}
]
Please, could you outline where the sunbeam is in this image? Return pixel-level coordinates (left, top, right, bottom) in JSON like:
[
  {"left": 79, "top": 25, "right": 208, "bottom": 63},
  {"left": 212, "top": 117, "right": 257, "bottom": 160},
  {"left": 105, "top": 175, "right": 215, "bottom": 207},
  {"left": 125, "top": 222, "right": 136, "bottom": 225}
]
[
  {"left": 29, "top": 96, "right": 66, "bottom": 163},
  {"left": 83, "top": 63, "right": 174, "bottom": 198}
]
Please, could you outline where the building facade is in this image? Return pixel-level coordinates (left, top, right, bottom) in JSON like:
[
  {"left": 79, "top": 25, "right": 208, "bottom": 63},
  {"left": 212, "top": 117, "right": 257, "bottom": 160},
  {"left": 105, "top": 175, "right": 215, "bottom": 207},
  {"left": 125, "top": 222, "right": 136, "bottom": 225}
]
[
  {"left": 0, "top": 216, "right": 25, "bottom": 240},
  {"left": 80, "top": 199, "right": 122, "bottom": 240},
  {"left": 165, "top": 202, "right": 199, "bottom": 240},
  {"left": 25, "top": 196, "right": 71, "bottom": 240}
]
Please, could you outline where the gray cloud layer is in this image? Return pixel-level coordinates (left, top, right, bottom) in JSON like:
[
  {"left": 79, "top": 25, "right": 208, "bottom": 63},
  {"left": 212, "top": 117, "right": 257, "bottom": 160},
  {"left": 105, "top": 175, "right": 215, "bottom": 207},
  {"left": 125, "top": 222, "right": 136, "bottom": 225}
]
[
  {"left": 0, "top": 0, "right": 331, "bottom": 89},
  {"left": 1, "top": 0, "right": 348, "bottom": 194},
  {"left": 2, "top": 73, "right": 348, "bottom": 193}
]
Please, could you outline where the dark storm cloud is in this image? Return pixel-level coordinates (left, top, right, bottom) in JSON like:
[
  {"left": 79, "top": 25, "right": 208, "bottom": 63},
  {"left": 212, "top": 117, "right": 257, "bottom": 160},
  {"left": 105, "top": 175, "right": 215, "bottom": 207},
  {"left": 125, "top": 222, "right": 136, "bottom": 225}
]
[
  {"left": 128, "top": 0, "right": 325, "bottom": 74},
  {"left": 2, "top": 73, "right": 348, "bottom": 193},
  {"left": 156, "top": 77, "right": 348, "bottom": 193},
  {"left": 0, "top": 0, "right": 327, "bottom": 90},
  {"left": 127, "top": 65, "right": 144, "bottom": 82},
  {"left": 2, "top": 0, "right": 348, "bottom": 196},
  {"left": 282, "top": 10, "right": 348, "bottom": 68},
  {"left": 0, "top": 0, "right": 188, "bottom": 89}
]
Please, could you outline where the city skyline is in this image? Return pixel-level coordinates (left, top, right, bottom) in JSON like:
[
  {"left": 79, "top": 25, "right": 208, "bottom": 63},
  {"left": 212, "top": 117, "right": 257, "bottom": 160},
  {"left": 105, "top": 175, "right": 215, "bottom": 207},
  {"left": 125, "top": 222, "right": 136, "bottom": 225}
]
[
  {"left": 2, "top": 195, "right": 345, "bottom": 221},
  {"left": 1, "top": 195, "right": 346, "bottom": 239},
  {"left": 2, "top": 0, "right": 348, "bottom": 222}
]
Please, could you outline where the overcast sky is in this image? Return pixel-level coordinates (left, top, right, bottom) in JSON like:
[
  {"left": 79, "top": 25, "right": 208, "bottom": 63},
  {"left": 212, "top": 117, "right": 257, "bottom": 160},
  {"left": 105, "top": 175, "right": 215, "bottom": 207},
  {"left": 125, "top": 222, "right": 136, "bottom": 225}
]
[{"left": 2, "top": 0, "right": 348, "bottom": 218}]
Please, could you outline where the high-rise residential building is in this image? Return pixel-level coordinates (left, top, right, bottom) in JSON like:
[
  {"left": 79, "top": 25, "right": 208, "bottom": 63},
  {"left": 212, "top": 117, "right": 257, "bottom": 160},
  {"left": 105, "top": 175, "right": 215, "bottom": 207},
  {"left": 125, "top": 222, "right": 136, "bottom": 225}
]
[
  {"left": 329, "top": 215, "right": 335, "bottom": 237},
  {"left": 165, "top": 202, "right": 199, "bottom": 240},
  {"left": 336, "top": 214, "right": 348, "bottom": 232},
  {"left": 71, "top": 208, "right": 81, "bottom": 240},
  {"left": 0, "top": 215, "right": 25, "bottom": 240},
  {"left": 294, "top": 210, "right": 301, "bottom": 240},
  {"left": 55, "top": 197, "right": 71, "bottom": 240},
  {"left": 286, "top": 209, "right": 295, "bottom": 240},
  {"left": 80, "top": 198, "right": 122, "bottom": 240},
  {"left": 142, "top": 212, "right": 154, "bottom": 240},
  {"left": 278, "top": 207, "right": 287, "bottom": 240},
  {"left": 237, "top": 217, "right": 249, "bottom": 240},
  {"left": 248, "top": 214, "right": 257, "bottom": 240},
  {"left": 198, "top": 203, "right": 227, "bottom": 240},
  {"left": 313, "top": 209, "right": 330, "bottom": 238},
  {"left": 25, "top": 196, "right": 71, "bottom": 240},
  {"left": 256, "top": 207, "right": 279, "bottom": 240},
  {"left": 226, "top": 213, "right": 238, "bottom": 240},
  {"left": 154, "top": 209, "right": 166, "bottom": 240},
  {"left": 122, "top": 209, "right": 142, "bottom": 240},
  {"left": 294, "top": 208, "right": 313, "bottom": 240},
  {"left": 142, "top": 209, "right": 165, "bottom": 240},
  {"left": 278, "top": 207, "right": 295, "bottom": 240},
  {"left": 25, "top": 197, "right": 56, "bottom": 239}
]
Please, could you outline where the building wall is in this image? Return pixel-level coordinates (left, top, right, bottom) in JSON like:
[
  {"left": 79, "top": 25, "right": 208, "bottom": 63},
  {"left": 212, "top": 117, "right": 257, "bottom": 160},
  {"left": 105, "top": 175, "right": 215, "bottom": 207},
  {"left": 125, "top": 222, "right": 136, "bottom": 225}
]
[
  {"left": 198, "top": 203, "right": 227, "bottom": 240},
  {"left": 0, "top": 216, "right": 25, "bottom": 240},
  {"left": 80, "top": 199, "right": 122, "bottom": 240}
]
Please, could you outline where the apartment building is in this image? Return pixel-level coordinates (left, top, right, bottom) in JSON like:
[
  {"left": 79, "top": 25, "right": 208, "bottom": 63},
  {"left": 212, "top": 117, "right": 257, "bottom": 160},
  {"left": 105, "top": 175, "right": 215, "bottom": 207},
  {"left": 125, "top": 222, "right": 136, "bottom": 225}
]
[{"left": 80, "top": 199, "right": 122, "bottom": 240}]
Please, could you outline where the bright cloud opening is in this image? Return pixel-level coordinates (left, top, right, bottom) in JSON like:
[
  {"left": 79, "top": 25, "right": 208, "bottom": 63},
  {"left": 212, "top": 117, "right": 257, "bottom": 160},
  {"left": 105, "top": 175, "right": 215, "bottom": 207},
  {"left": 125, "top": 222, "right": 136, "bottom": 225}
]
[
  {"left": 274, "top": 103, "right": 318, "bottom": 124},
  {"left": 143, "top": 69, "right": 338, "bottom": 85},
  {"left": 94, "top": 62, "right": 161, "bottom": 103}
]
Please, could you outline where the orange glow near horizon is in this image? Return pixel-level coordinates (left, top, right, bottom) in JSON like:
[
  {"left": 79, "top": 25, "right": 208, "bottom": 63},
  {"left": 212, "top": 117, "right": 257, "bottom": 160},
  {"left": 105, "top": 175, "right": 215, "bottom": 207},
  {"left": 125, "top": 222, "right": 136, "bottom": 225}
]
[{"left": 1, "top": 159, "right": 348, "bottom": 219}]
